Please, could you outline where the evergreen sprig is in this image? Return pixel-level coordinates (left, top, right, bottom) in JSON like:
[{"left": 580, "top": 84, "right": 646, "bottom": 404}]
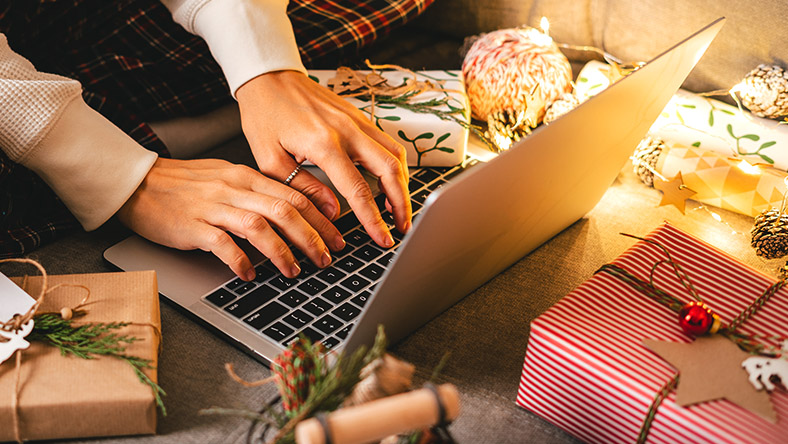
[
  {"left": 28, "top": 313, "right": 166, "bottom": 414},
  {"left": 202, "top": 326, "right": 388, "bottom": 444}
]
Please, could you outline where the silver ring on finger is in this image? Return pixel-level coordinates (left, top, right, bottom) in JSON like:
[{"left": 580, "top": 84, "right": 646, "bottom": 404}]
[{"left": 283, "top": 163, "right": 303, "bottom": 186}]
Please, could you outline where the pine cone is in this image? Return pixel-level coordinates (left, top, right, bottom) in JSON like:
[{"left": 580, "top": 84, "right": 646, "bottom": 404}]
[
  {"left": 751, "top": 208, "right": 788, "bottom": 259},
  {"left": 739, "top": 64, "right": 788, "bottom": 119},
  {"left": 544, "top": 92, "right": 580, "bottom": 124},
  {"left": 484, "top": 108, "right": 530, "bottom": 150},
  {"left": 632, "top": 136, "right": 666, "bottom": 187}
]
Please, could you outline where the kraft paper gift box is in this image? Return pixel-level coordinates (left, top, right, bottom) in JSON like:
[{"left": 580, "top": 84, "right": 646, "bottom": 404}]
[
  {"left": 309, "top": 69, "right": 469, "bottom": 167},
  {"left": 517, "top": 222, "right": 788, "bottom": 443},
  {"left": 0, "top": 271, "right": 161, "bottom": 442}
]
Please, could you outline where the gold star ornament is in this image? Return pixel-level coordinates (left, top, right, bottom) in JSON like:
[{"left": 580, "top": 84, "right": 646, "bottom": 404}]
[
  {"left": 644, "top": 336, "right": 776, "bottom": 422},
  {"left": 654, "top": 172, "right": 697, "bottom": 214}
]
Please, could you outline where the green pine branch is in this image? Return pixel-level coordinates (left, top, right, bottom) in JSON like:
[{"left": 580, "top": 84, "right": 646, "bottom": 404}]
[{"left": 29, "top": 313, "right": 166, "bottom": 415}]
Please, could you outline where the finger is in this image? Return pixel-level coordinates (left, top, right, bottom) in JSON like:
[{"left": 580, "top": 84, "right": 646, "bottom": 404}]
[
  {"left": 253, "top": 148, "right": 342, "bottom": 223},
  {"left": 221, "top": 190, "right": 335, "bottom": 270},
  {"left": 206, "top": 205, "right": 302, "bottom": 278},
  {"left": 278, "top": 173, "right": 346, "bottom": 252},
  {"left": 193, "top": 224, "right": 256, "bottom": 281},
  {"left": 244, "top": 176, "right": 345, "bottom": 253},
  {"left": 287, "top": 168, "right": 342, "bottom": 222},
  {"left": 312, "top": 148, "right": 394, "bottom": 248},
  {"left": 340, "top": 133, "right": 411, "bottom": 234}
]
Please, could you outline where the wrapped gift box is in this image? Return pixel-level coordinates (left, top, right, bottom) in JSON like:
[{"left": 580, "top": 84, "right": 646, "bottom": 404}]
[
  {"left": 517, "top": 223, "right": 788, "bottom": 443},
  {"left": 309, "top": 70, "right": 469, "bottom": 167},
  {"left": 0, "top": 271, "right": 160, "bottom": 442},
  {"left": 575, "top": 61, "right": 788, "bottom": 171}
]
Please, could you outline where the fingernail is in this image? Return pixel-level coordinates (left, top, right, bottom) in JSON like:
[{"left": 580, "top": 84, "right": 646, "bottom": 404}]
[
  {"left": 290, "top": 262, "right": 301, "bottom": 277},
  {"left": 403, "top": 220, "right": 412, "bottom": 233},
  {"left": 320, "top": 250, "right": 332, "bottom": 267},
  {"left": 384, "top": 232, "right": 395, "bottom": 248},
  {"left": 246, "top": 269, "right": 256, "bottom": 281},
  {"left": 334, "top": 235, "right": 346, "bottom": 251}
]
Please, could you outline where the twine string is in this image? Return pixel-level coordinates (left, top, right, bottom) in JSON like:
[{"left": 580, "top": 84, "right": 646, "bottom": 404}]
[
  {"left": 637, "top": 373, "right": 680, "bottom": 444},
  {"left": 0, "top": 259, "right": 161, "bottom": 443}
]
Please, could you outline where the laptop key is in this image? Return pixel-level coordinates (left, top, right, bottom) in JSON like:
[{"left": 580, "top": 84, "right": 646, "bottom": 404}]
[
  {"left": 427, "top": 179, "right": 448, "bottom": 191},
  {"left": 359, "top": 263, "right": 385, "bottom": 281},
  {"left": 353, "top": 245, "right": 383, "bottom": 261},
  {"left": 254, "top": 264, "right": 276, "bottom": 283},
  {"left": 380, "top": 212, "right": 395, "bottom": 226},
  {"left": 412, "top": 189, "right": 431, "bottom": 204},
  {"left": 340, "top": 275, "right": 371, "bottom": 292},
  {"left": 408, "top": 179, "right": 424, "bottom": 194},
  {"left": 270, "top": 275, "right": 300, "bottom": 291},
  {"left": 346, "top": 229, "right": 371, "bottom": 246},
  {"left": 303, "top": 297, "right": 333, "bottom": 316},
  {"left": 322, "top": 337, "right": 340, "bottom": 350},
  {"left": 244, "top": 301, "right": 289, "bottom": 329},
  {"left": 413, "top": 168, "right": 440, "bottom": 184},
  {"left": 334, "top": 212, "right": 360, "bottom": 234},
  {"left": 298, "top": 278, "right": 328, "bottom": 296},
  {"left": 233, "top": 281, "right": 257, "bottom": 295},
  {"left": 263, "top": 322, "right": 294, "bottom": 342},
  {"left": 333, "top": 243, "right": 355, "bottom": 258},
  {"left": 317, "top": 268, "right": 346, "bottom": 284},
  {"left": 336, "top": 256, "right": 364, "bottom": 273},
  {"left": 335, "top": 324, "right": 353, "bottom": 340},
  {"left": 278, "top": 289, "right": 309, "bottom": 308},
  {"left": 333, "top": 302, "right": 361, "bottom": 322},
  {"left": 297, "top": 327, "right": 325, "bottom": 344},
  {"left": 224, "top": 285, "right": 279, "bottom": 318},
  {"left": 205, "top": 288, "right": 236, "bottom": 307},
  {"left": 323, "top": 286, "right": 352, "bottom": 304},
  {"left": 282, "top": 310, "right": 314, "bottom": 329},
  {"left": 300, "top": 261, "right": 319, "bottom": 277},
  {"left": 226, "top": 277, "right": 246, "bottom": 291},
  {"left": 350, "top": 291, "right": 371, "bottom": 307},
  {"left": 314, "top": 314, "right": 342, "bottom": 334},
  {"left": 376, "top": 252, "right": 396, "bottom": 266}
]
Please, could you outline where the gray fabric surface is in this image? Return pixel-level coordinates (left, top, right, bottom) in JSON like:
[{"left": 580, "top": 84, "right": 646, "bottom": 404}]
[
  {"left": 5, "top": 2, "right": 783, "bottom": 442},
  {"left": 6, "top": 142, "right": 773, "bottom": 444}
]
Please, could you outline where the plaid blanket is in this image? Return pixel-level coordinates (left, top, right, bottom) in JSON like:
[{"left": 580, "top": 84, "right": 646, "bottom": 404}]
[{"left": 0, "top": 0, "right": 433, "bottom": 257}]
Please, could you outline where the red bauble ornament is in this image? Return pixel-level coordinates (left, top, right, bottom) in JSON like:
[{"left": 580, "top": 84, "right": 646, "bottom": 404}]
[{"left": 678, "top": 301, "right": 721, "bottom": 336}]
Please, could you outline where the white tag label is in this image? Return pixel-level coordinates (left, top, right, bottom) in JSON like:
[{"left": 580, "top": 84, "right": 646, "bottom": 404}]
[
  {"left": 0, "top": 319, "right": 34, "bottom": 365},
  {"left": 0, "top": 272, "right": 36, "bottom": 324}
]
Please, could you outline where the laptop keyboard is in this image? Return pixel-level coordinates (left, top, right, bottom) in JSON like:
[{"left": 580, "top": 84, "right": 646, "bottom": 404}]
[{"left": 202, "top": 160, "right": 475, "bottom": 351}]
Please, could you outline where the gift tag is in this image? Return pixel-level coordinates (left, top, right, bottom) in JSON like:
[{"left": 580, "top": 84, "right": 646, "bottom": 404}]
[
  {"left": 0, "top": 271, "right": 36, "bottom": 364},
  {"left": 0, "top": 319, "right": 34, "bottom": 365},
  {"left": 0, "top": 271, "right": 35, "bottom": 323}
]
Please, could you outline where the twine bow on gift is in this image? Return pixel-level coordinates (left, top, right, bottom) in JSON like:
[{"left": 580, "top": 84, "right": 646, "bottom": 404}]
[
  {"left": 0, "top": 259, "right": 165, "bottom": 443},
  {"left": 324, "top": 61, "right": 490, "bottom": 151},
  {"left": 595, "top": 234, "right": 788, "bottom": 443}
]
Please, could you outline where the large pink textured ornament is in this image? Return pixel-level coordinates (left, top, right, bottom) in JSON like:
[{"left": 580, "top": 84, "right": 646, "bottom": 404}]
[{"left": 461, "top": 27, "right": 572, "bottom": 122}]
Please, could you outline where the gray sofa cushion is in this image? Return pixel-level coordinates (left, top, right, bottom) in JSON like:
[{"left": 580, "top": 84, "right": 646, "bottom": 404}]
[{"left": 421, "top": 0, "right": 787, "bottom": 95}]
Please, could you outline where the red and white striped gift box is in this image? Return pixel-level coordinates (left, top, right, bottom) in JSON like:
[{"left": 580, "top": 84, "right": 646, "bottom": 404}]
[{"left": 517, "top": 222, "right": 788, "bottom": 444}]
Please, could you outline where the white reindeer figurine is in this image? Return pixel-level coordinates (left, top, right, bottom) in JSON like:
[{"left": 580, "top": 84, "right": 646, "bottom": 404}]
[
  {"left": 742, "top": 341, "right": 788, "bottom": 392},
  {"left": 0, "top": 320, "right": 34, "bottom": 365}
]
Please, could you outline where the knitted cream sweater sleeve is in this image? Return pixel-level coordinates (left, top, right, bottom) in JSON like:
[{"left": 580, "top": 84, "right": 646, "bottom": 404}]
[
  {"left": 162, "top": 0, "right": 306, "bottom": 96},
  {"left": 0, "top": 34, "right": 158, "bottom": 231}
]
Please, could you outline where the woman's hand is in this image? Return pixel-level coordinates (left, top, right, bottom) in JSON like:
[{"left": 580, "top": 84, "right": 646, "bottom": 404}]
[
  {"left": 236, "top": 70, "right": 412, "bottom": 249},
  {"left": 117, "top": 158, "right": 346, "bottom": 280}
]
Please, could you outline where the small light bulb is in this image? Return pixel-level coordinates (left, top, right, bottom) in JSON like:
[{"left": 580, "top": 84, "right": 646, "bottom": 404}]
[
  {"left": 540, "top": 17, "right": 550, "bottom": 35},
  {"left": 737, "top": 159, "right": 761, "bottom": 175}
]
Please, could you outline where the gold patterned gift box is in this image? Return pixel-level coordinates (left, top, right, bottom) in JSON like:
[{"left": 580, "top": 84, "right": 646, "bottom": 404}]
[{"left": 309, "top": 69, "right": 469, "bottom": 167}]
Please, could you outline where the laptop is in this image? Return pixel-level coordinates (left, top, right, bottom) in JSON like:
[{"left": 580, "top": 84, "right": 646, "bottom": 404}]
[{"left": 104, "top": 18, "right": 724, "bottom": 363}]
